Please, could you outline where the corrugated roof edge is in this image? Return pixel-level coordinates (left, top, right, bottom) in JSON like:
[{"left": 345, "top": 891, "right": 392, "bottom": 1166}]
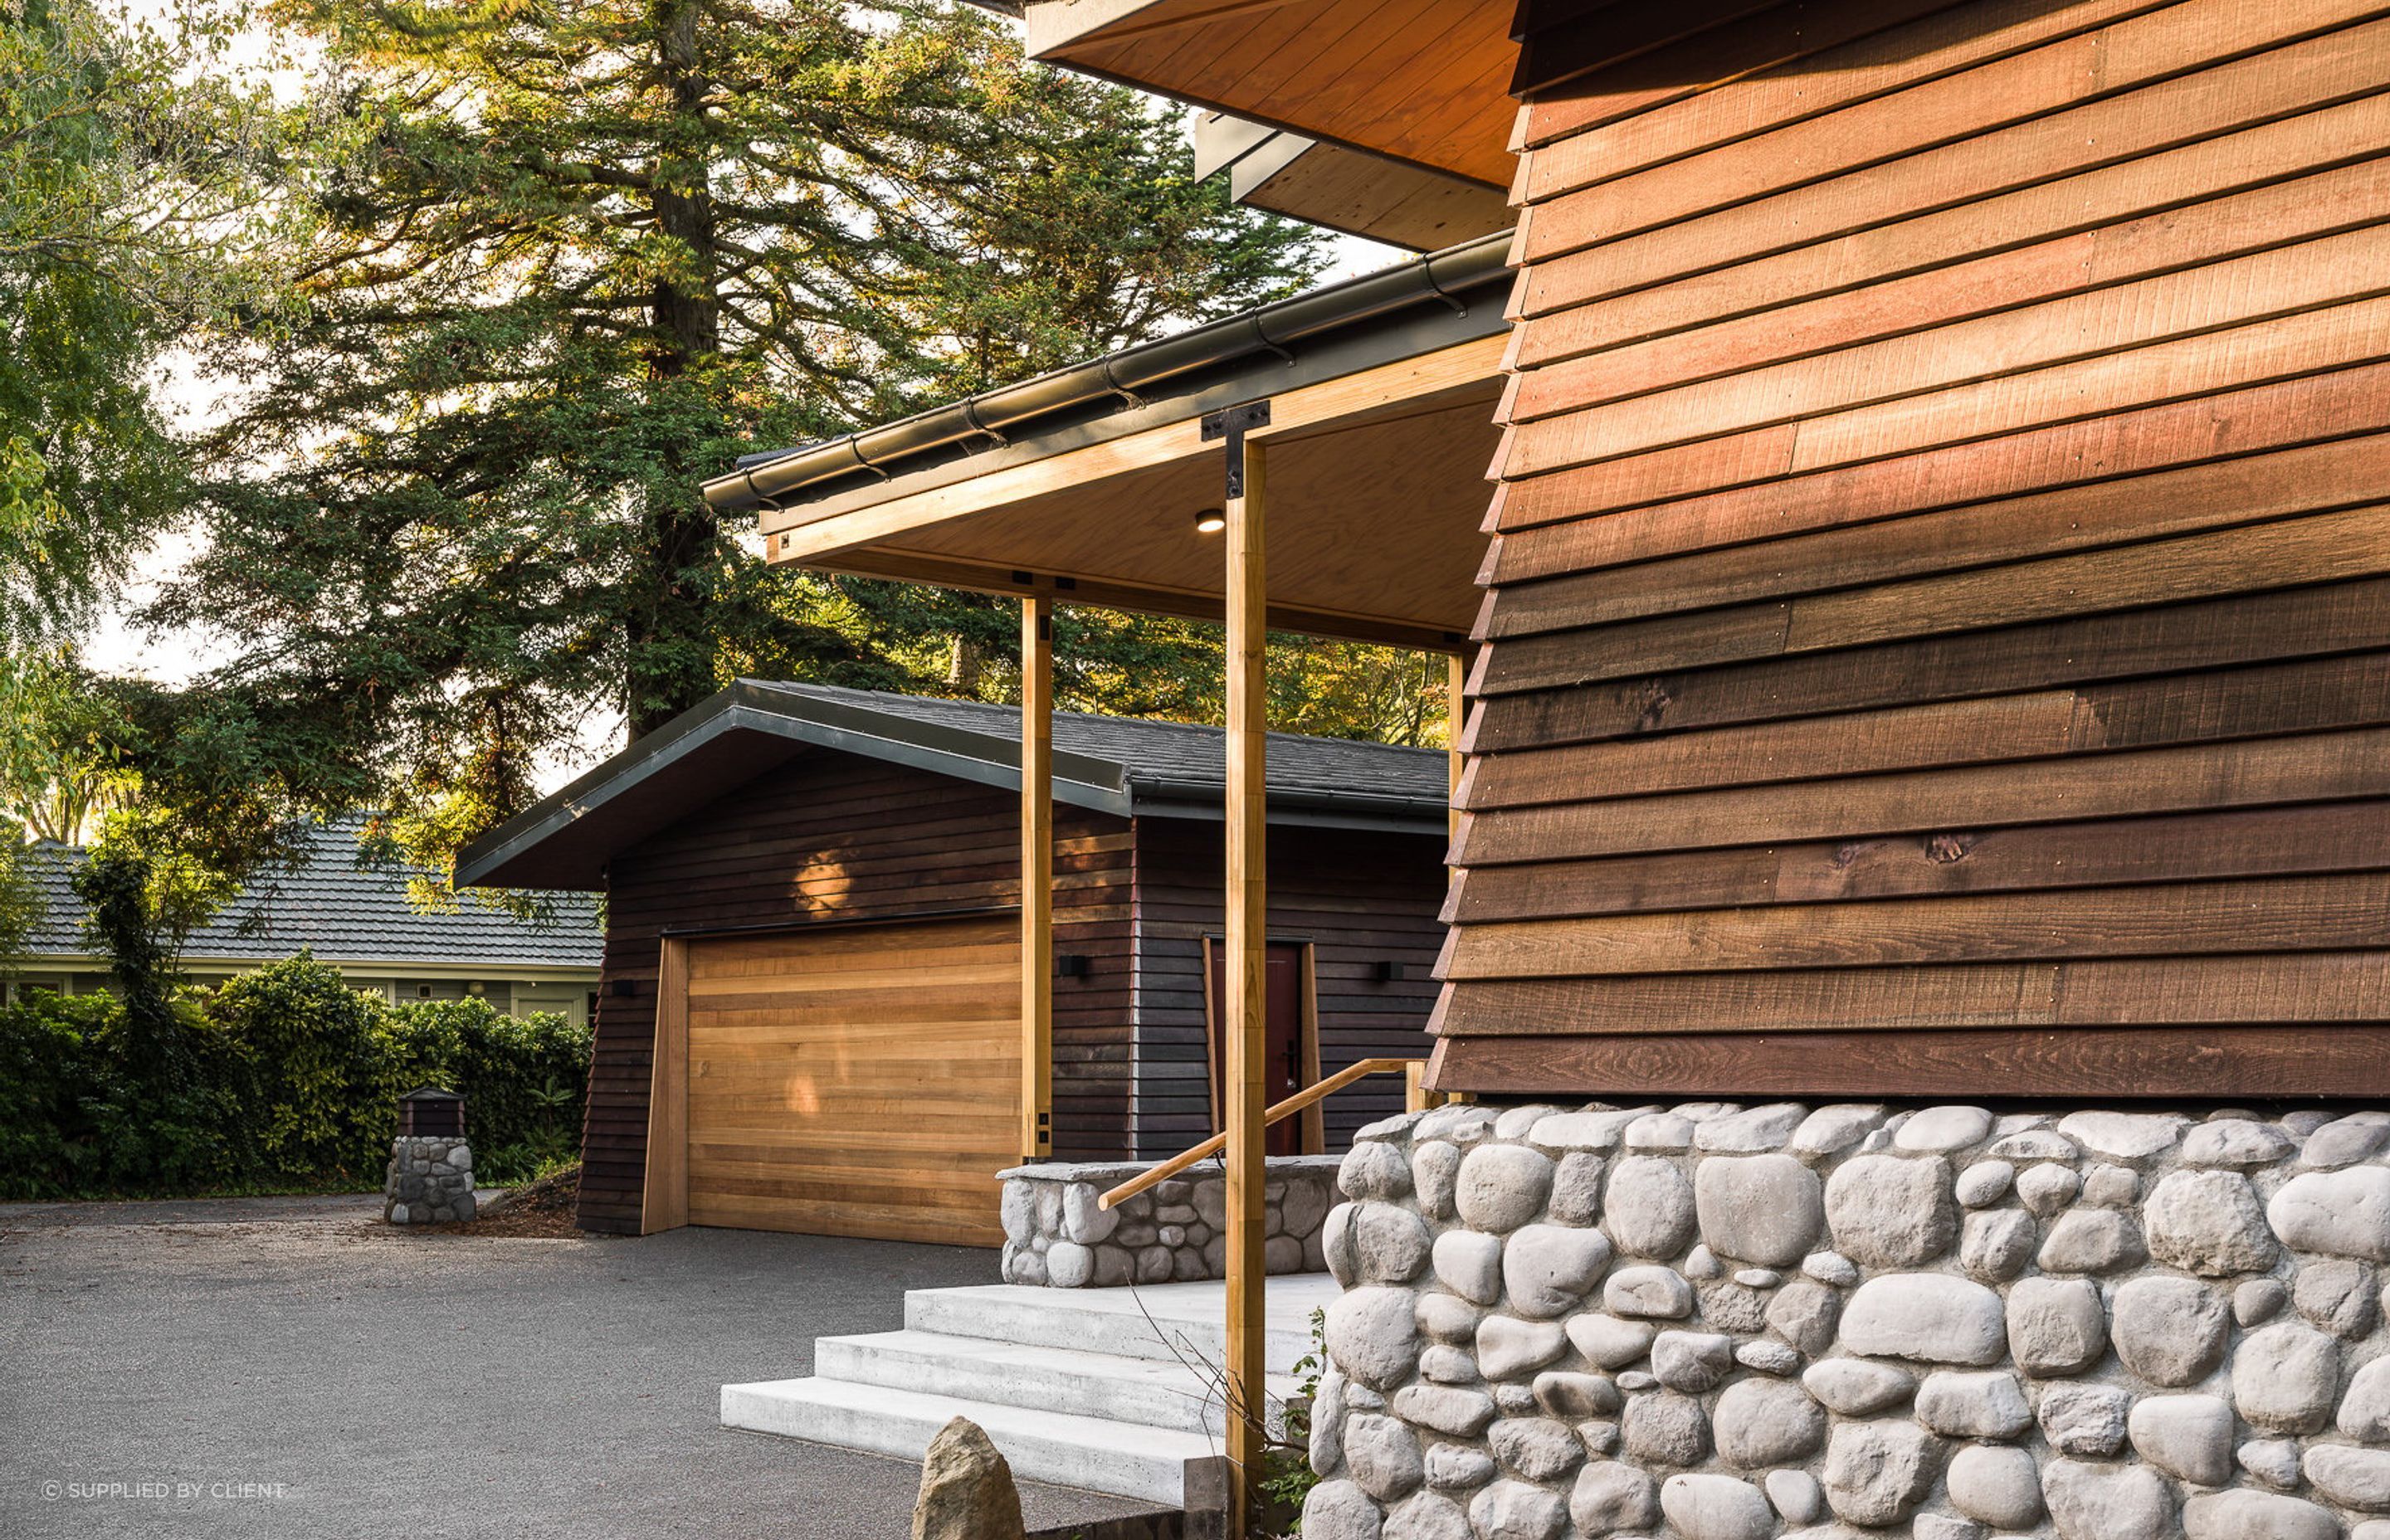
[
  {"left": 701, "top": 228, "right": 1512, "bottom": 513},
  {"left": 455, "top": 680, "right": 1451, "bottom": 892}
]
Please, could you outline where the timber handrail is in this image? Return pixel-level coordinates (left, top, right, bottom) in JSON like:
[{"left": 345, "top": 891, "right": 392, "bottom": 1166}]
[{"left": 1098, "top": 1057, "right": 1428, "bottom": 1211}]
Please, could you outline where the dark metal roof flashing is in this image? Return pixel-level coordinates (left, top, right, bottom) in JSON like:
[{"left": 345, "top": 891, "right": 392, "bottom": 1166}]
[{"left": 705, "top": 229, "right": 1513, "bottom": 514}]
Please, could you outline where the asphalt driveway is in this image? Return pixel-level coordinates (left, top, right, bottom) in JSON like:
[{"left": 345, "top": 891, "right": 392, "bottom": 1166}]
[{"left": 0, "top": 1194, "right": 1154, "bottom": 1538}]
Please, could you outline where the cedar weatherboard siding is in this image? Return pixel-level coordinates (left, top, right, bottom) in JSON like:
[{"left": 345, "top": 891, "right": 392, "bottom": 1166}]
[
  {"left": 578, "top": 753, "right": 1131, "bottom": 1235},
  {"left": 1441, "top": 0, "right": 2390, "bottom": 1096}
]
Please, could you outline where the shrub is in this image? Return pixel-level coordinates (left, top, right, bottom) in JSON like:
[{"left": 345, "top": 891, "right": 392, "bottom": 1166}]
[
  {"left": 0, "top": 991, "right": 110, "bottom": 1197},
  {"left": 77, "top": 1000, "right": 248, "bottom": 1195},
  {"left": 0, "top": 957, "right": 593, "bottom": 1199},
  {"left": 381, "top": 997, "right": 592, "bottom": 1182},
  {"left": 207, "top": 954, "right": 391, "bottom": 1182},
  {"left": 0, "top": 988, "right": 247, "bottom": 1197}
]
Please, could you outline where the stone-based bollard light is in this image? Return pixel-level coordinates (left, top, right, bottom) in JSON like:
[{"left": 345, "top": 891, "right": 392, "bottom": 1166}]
[{"left": 385, "top": 1087, "right": 476, "bottom": 1225}]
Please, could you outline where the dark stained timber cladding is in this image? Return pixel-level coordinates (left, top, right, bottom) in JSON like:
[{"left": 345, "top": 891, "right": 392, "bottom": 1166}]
[
  {"left": 1451, "top": 0, "right": 2390, "bottom": 1099},
  {"left": 1129, "top": 818, "right": 1449, "bottom": 1160}
]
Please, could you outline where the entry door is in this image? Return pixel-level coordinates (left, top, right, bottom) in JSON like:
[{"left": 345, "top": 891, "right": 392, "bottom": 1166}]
[
  {"left": 678, "top": 916, "right": 1020, "bottom": 1245},
  {"left": 1207, "top": 941, "right": 1310, "bottom": 1157}
]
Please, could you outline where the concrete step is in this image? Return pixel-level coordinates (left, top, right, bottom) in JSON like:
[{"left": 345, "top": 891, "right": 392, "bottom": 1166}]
[
  {"left": 901, "top": 1275, "right": 1339, "bottom": 1372},
  {"left": 814, "top": 1328, "right": 1299, "bottom": 1437},
  {"left": 719, "top": 1377, "right": 1223, "bottom": 1507}
]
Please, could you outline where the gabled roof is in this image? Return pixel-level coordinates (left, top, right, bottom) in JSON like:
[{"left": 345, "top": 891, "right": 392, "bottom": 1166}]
[
  {"left": 19, "top": 821, "right": 602, "bottom": 970},
  {"left": 456, "top": 680, "right": 1450, "bottom": 892}
]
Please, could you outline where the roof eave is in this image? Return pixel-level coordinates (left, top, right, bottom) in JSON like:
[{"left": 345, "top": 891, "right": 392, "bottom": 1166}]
[
  {"left": 1128, "top": 795, "right": 1447, "bottom": 836},
  {"left": 1126, "top": 772, "right": 1446, "bottom": 836},
  {"left": 455, "top": 683, "right": 1136, "bottom": 892},
  {"left": 456, "top": 682, "right": 1454, "bottom": 890},
  {"left": 705, "top": 230, "right": 1512, "bottom": 515}
]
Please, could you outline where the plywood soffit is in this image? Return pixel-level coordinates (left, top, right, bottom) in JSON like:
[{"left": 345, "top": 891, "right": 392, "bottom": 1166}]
[
  {"left": 763, "top": 338, "right": 1508, "bottom": 650},
  {"left": 721, "top": 231, "right": 1516, "bottom": 649},
  {"left": 1193, "top": 111, "right": 1516, "bottom": 251},
  {"left": 1020, "top": 0, "right": 1522, "bottom": 188}
]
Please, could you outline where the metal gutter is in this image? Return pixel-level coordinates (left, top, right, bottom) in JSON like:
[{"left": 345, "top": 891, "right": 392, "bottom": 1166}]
[
  {"left": 704, "top": 229, "right": 1513, "bottom": 514},
  {"left": 1126, "top": 796, "right": 1449, "bottom": 836},
  {"left": 1126, "top": 768, "right": 1446, "bottom": 836}
]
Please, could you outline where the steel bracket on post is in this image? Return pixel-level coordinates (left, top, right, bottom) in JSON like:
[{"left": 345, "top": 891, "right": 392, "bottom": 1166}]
[{"left": 1200, "top": 401, "right": 1271, "bottom": 500}]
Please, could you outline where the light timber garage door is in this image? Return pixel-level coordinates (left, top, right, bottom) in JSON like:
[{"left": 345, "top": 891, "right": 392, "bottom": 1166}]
[{"left": 682, "top": 916, "right": 1020, "bottom": 1245}]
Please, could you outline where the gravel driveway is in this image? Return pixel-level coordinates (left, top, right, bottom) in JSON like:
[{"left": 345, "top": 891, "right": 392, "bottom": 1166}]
[{"left": 0, "top": 1194, "right": 1154, "bottom": 1538}]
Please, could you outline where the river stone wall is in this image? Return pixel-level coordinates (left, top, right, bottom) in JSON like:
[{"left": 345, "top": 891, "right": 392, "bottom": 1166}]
[
  {"left": 1303, "top": 1099, "right": 2390, "bottom": 1540},
  {"left": 996, "top": 1157, "right": 1338, "bottom": 1287}
]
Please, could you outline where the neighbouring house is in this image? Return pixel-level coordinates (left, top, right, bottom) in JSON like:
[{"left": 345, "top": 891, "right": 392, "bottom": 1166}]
[
  {"left": 12, "top": 821, "right": 602, "bottom": 1024},
  {"left": 454, "top": 681, "right": 1449, "bottom": 1243},
  {"left": 666, "top": 0, "right": 2390, "bottom": 1528}
]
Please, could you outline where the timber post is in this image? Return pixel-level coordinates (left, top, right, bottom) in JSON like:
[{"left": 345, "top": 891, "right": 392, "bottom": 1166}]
[
  {"left": 1207, "top": 400, "right": 1271, "bottom": 1532},
  {"left": 1021, "top": 595, "right": 1055, "bottom": 1163}
]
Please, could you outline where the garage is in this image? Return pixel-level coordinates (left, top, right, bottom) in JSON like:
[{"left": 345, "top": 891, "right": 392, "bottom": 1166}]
[
  {"left": 655, "top": 917, "right": 1022, "bottom": 1245},
  {"left": 454, "top": 680, "right": 1451, "bottom": 1238}
]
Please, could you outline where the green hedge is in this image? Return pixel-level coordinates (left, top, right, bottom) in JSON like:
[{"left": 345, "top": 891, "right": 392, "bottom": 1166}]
[{"left": 0, "top": 953, "right": 592, "bottom": 1200}]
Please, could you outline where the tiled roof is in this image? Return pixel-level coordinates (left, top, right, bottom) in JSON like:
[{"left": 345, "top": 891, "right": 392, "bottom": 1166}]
[{"left": 18, "top": 821, "right": 602, "bottom": 969}]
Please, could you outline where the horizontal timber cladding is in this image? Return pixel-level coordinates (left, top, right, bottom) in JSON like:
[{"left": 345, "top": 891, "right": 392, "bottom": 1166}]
[
  {"left": 682, "top": 918, "right": 1019, "bottom": 1245},
  {"left": 1431, "top": 1027, "right": 2390, "bottom": 1099},
  {"left": 580, "top": 752, "right": 1132, "bottom": 1235},
  {"left": 1444, "top": 0, "right": 2390, "bottom": 1098},
  {"left": 1129, "top": 818, "right": 1447, "bottom": 1160}
]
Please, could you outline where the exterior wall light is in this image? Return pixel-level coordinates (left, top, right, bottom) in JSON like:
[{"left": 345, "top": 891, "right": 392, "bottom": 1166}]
[{"left": 1193, "top": 508, "right": 1227, "bottom": 534}]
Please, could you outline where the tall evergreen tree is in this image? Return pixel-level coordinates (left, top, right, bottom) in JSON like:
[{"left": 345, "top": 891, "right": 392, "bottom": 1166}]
[
  {"left": 0, "top": 0, "right": 276, "bottom": 652},
  {"left": 0, "top": 0, "right": 291, "bottom": 954},
  {"left": 156, "top": 0, "right": 1333, "bottom": 872}
]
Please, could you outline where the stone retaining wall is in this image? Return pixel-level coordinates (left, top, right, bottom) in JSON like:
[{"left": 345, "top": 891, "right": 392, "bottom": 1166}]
[
  {"left": 996, "top": 1157, "right": 1339, "bottom": 1287},
  {"left": 1304, "top": 1099, "right": 2390, "bottom": 1540}
]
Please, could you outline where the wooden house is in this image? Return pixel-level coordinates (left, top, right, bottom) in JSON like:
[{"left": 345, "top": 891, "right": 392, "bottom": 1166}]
[
  {"left": 456, "top": 681, "right": 1447, "bottom": 1240},
  {"left": 715, "top": 0, "right": 2390, "bottom": 1107},
  {"left": 663, "top": 0, "right": 2390, "bottom": 1514}
]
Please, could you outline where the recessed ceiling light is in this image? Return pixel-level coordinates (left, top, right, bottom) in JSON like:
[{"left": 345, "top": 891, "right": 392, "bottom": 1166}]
[{"left": 1193, "top": 508, "right": 1227, "bottom": 534}]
